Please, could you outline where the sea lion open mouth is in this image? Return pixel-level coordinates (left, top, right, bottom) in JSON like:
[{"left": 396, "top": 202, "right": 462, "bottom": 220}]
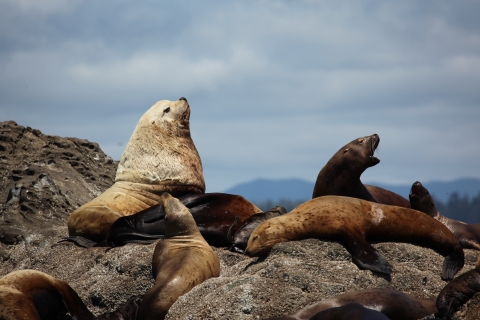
[
  {"left": 410, "top": 182, "right": 419, "bottom": 198},
  {"left": 370, "top": 134, "right": 380, "bottom": 163}
]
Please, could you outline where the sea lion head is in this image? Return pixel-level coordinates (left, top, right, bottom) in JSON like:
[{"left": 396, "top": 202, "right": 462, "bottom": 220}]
[
  {"left": 245, "top": 222, "right": 279, "bottom": 257},
  {"left": 142, "top": 97, "right": 191, "bottom": 136},
  {"left": 409, "top": 181, "right": 437, "bottom": 217},
  {"left": 161, "top": 192, "right": 201, "bottom": 238},
  {"left": 325, "top": 134, "right": 380, "bottom": 179},
  {"left": 115, "top": 98, "right": 205, "bottom": 191}
]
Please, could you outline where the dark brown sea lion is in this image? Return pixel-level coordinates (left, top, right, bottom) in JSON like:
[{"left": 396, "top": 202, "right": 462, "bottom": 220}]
[
  {"left": 0, "top": 269, "right": 95, "bottom": 320},
  {"left": 227, "top": 206, "right": 287, "bottom": 253},
  {"left": 137, "top": 193, "right": 220, "bottom": 320},
  {"left": 436, "top": 256, "right": 480, "bottom": 320},
  {"left": 312, "top": 134, "right": 410, "bottom": 208},
  {"left": 268, "top": 288, "right": 436, "bottom": 320},
  {"left": 68, "top": 98, "right": 205, "bottom": 242},
  {"left": 246, "top": 195, "right": 464, "bottom": 280},
  {"left": 308, "top": 303, "right": 390, "bottom": 320},
  {"left": 410, "top": 181, "right": 480, "bottom": 250}
]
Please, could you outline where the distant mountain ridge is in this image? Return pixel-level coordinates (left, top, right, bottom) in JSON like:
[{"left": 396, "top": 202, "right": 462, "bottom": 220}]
[{"left": 225, "top": 177, "right": 480, "bottom": 204}]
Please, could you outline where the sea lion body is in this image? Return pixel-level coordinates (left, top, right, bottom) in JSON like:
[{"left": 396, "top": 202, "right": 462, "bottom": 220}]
[
  {"left": 436, "top": 257, "right": 480, "bottom": 320},
  {"left": 246, "top": 196, "right": 464, "bottom": 280},
  {"left": 68, "top": 98, "right": 205, "bottom": 241},
  {"left": 0, "top": 269, "right": 95, "bottom": 320},
  {"left": 312, "top": 134, "right": 410, "bottom": 208},
  {"left": 410, "top": 181, "right": 480, "bottom": 250},
  {"left": 137, "top": 193, "right": 220, "bottom": 320},
  {"left": 269, "top": 288, "right": 436, "bottom": 320}
]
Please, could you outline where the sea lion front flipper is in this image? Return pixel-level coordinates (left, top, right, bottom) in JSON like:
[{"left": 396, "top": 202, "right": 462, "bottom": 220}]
[
  {"left": 341, "top": 229, "right": 393, "bottom": 274},
  {"left": 105, "top": 203, "right": 167, "bottom": 246}
]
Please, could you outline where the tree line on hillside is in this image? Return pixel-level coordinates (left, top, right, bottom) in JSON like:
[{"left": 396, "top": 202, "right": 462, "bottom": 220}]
[{"left": 256, "top": 191, "right": 480, "bottom": 223}]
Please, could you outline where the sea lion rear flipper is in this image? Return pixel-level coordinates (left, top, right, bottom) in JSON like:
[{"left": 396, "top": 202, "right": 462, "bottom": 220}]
[
  {"left": 341, "top": 229, "right": 393, "bottom": 274},
  {"left": 178, "top": 192, "right": 221, "bottom": 208},
  {"left": 59, "top": 236, "right": 109, "bottom": 248},
  {"left": 441, "top": 253, "right": 464, "bottom": 281}
]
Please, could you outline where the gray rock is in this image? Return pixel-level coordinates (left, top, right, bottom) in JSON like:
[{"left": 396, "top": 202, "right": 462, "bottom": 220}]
[{"left": 1, "top": 120, "right": 479, "bottom": 319}]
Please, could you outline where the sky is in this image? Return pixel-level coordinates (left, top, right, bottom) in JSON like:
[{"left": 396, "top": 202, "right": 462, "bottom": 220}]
[{"left": 1, "top": 0, "right": 480, "bottom": 192}]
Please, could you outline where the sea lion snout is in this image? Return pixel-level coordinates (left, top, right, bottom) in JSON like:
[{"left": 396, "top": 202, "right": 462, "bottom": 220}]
[{"left": 179, "top": 97, "right": 188, "bottom": 102}]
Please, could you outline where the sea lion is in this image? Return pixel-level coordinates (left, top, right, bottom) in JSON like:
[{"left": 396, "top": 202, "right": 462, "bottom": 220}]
[
  {"left": 268, "top": 288, "right": 436, "bottom": 320},
  {"left": 308, "top": 303, "right": 390, "bottom": 320},
  {"left": 137, "top": 192, "right": 220, "bottom": 320},
  {"left": 227, "top": 206, "right": 287, "bottom": 253},
  {"left": 246, "top": 196, "right": 464, "bottom": 280},
  {"left": 312, "top": 134, "right": 410, "bottom": 208},
  {"left": 436, "top": 256, "right": 480, "bottom": 320},
  {"left": 68, "top": 98, "right": 205, "bottom": 242},
  {"left": 410, "top": 181, "right": 480, "bottom": 250},
  {"left": 0, "top": 269, "right": 95, "bottom": 320},
  {"left": 65, "top": 192, "right": 263, "bottom": 248}
]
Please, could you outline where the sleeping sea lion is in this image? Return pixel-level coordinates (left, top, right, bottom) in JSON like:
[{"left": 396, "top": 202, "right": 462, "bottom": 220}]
[
  {"left": 246, "top": 196, "right": 464, "bottom": 280},
  {"left": 312, "top": 134, "right": 410, "bottom": 208},
  {"left": 268, "top": 288, "right": 436, "bottom": 320},
  {"left": 227, "top": 206, "right": 287, "bottom": 253},
  {"left": 436, "top": 256, "right": 480, "bottom": 320},
  {"left": 410, "top": 181, "right": 480, "bottom": 250},
  {"left": 68, "top": 98, "right": 205, "bottom": 242},
  {"left": 137, "top": 193, "right": 220, "bottom": 320}
]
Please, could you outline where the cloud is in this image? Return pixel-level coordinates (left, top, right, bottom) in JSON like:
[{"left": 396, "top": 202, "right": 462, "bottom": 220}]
[{"left": 1, "top": 1, "right": 479, "bottom": 191}]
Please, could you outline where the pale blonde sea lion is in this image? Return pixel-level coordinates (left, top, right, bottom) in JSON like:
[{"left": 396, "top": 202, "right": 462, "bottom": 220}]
[
  {"left": 137, "top": 192, "right": 220, "bottom": 320},
  {"left": 68, "top": 98, "right": 205, "bottom": 241}
]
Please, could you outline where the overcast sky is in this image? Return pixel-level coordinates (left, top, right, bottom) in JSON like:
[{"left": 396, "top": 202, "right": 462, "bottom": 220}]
[{"left": 2, "top": 0, "right": 480, "bottom": 192}]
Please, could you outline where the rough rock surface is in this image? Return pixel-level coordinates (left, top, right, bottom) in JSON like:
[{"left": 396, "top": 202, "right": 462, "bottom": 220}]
[{"left": 0, "top": 120, "right": 479, "bottom": 319}]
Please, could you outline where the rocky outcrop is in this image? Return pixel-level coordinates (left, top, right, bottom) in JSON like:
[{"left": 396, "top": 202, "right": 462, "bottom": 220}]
[{"left": 0, "top": 120, "right": 479, "bottom": 319}]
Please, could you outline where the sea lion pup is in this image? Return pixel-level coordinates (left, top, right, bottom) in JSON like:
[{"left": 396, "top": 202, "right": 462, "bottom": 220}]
[
  {"left": 410, "top": 181, "right": 480, "bottom": 250},
  {"left": 227, "top": 206, "right": 287, "bottom": 253},
  {"left": 68, "top": 98, "right": 205, "bottom": 242},
  {"left": 308, "top": 303, "right": 390, "bottom": 320},
  {"left": 0, "top": 269, "right": 96, "bottom": 320},
  {"left": 436, "top": 256, "right": 480, "bottom": 320},
  {"left": 137, "top": 192, "right": 220, "bottom": 320},
  {"left": 268, "top": 288, "right": 436, "bottom": 320},
  {"left": 246, "top": 196, "right": 464, "bottom": 280},
  {"left": 312, "top": 134, "right": 410, "bottom": 208}
]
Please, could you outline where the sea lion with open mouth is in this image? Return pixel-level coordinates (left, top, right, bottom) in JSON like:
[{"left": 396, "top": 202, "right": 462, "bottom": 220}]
[{"left": 312, "top": 134, "right": 410, "bottom": 208}]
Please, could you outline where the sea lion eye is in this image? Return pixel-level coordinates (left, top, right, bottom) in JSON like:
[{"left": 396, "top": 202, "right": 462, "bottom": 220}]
[
  {"left": 164, "top": 107, "right": 170, "bottom": 114},
  {"left": 358, "top": 138, "right": 364, "bottom": 143},
  {"left": 343, "top": 148, "right": 348, "bottom": 154}
]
